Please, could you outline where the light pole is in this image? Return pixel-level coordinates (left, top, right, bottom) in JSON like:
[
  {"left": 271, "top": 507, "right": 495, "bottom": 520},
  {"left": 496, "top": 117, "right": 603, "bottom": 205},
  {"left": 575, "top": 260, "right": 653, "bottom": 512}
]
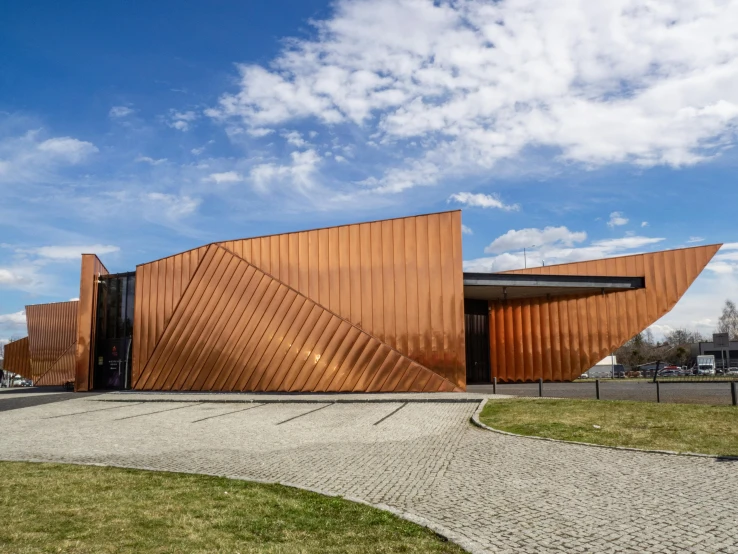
[{"left": 523, "top": 245, "right": 536, "bottom": 269}]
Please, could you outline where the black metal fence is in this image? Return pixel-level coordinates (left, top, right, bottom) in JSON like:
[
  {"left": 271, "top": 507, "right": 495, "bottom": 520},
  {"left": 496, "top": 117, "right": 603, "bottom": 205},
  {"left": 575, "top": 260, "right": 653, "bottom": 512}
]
[{"left": 480, "top": 378, "right": 738, "bottom": 406}]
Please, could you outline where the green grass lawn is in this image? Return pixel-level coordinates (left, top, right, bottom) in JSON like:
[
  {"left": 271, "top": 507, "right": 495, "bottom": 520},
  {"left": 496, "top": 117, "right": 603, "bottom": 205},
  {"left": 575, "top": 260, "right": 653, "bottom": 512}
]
[
  {"left": 479, "top": 398, "right": 738, "bottom": 457},
  {"left": 0, "top": 462, "right": 464, "bottom": 554}
]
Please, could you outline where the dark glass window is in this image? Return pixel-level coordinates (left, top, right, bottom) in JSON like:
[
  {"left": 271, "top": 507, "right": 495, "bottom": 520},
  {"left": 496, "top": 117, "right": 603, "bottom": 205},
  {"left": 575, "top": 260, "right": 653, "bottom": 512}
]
[{"left": 94, "top": 272, "right": 136, "bottom": 390}]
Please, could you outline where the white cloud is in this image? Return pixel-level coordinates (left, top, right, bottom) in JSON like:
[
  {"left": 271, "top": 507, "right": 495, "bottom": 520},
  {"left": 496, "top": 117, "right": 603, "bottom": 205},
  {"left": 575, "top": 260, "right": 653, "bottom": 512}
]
[
  {"left": 484, "top": 226, "right": 587, "bottom": 254},
  {"left": 461, "top": 224, "right": 473, "bottom": 235},
  {"left": 135, "top": 155, "right": 167, "bottom": 166},
  {"left": 466, "top": 226, "right": 664, "bottom": 272},
  {"left": 282, "top": 130, "right": 308, "bottom": 148},
  {"left": 0, "top": 131, "right": 98, "bottom": 184},
  {"left": 607, "top": 211, "right": 629, "bottom": 228},
  {"left": 109, "top": 106, "right": 134, "bottom": 118},
  {"left": 36, "top": 137, "right": 98, "bottom": 164},
  {"left": 641, "top": 221, "right": 649, "bottom": 227},
  {"left": 246, "top": 128, "right": 274, "bottom": 137},
  {"left": 145, "top": 193, "right": 200, "bottom": 218},
  {"left": 206, "top": 171, "right": 244, "bottom": 184},
  {"left": 168, "top": 110, "right": 198, "bottom": 132},
  {"left": 249, "top": 149, "right": 322, "bottom": 194},
  {"left": 21, "top": 244, "right": 120, "bottom": 261},
  {"left": 207, "top": 0, "right": 738, "bottom": 193},
  {"left": 0, "top": 310, "right": 27, "bottom": 328},
  {"left": 0, "top": 268, "right": 30, "bottom": 287},
  {"left": 448, "top": 192, "right": 519, "bottom": 211},
  {"left": 687, "top": 236, "right": 705, "bottom": 243}
]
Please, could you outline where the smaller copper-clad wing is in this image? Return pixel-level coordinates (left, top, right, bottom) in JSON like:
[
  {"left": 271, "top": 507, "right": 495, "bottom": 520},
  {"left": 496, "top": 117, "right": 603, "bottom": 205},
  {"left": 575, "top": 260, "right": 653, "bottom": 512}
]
[
  {"left": 490, "top": 244, "right": 721, "bottom": 382},
  {"left": 4, "top": 337, "right": 32, "bottom": 380}
]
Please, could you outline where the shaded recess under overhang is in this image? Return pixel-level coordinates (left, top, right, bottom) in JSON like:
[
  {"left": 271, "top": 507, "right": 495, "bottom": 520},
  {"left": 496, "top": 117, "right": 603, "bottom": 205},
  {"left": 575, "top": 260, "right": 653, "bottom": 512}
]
[{"left": 463, "top": 273, "right": 645, "bottom": 301}]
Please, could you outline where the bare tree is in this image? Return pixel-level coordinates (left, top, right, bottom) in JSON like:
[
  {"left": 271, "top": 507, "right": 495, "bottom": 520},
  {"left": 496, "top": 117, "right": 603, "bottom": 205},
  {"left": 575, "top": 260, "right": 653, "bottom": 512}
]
[{"left": 717, "top": 299, "right": 738, "bottom": 340}]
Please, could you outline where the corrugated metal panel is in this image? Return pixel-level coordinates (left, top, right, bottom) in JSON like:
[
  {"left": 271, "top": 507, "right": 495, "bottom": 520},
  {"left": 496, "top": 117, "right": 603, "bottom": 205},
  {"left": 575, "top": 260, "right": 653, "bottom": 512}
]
[
  {"left": 134, "top": 244, "right": 461, "bottom": 393},
  {"left": 36, "top": 343, "right": 76, "bottom": 385},
  {"left": 25, "top": 301, "right": 78, "bottom": 385},
  {"left": 131, "top": 246, "right": 208, "bottom": 386},
  {"left": 75, "top": 254, "right": 108, "bottom": 391},
  {"left": 490, "top": 244, "right": 721, "bottom": 382},
  {"left": 3, "top": 337, "right": 31, "bottom": 379},
  {"left": 221, "top": 211, "right": 465, "bottom": 388}
]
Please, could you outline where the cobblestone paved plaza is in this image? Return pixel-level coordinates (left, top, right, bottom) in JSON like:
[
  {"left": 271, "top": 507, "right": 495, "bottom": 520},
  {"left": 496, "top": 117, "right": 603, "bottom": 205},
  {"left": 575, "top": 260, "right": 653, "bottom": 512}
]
[{"left": 1, "top": 393, "right": 737, "bottom": 553}]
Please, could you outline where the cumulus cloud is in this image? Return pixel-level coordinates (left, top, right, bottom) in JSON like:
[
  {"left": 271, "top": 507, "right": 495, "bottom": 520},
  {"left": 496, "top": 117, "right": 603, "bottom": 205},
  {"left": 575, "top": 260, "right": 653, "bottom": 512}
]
[
  {"left": 168, "top": 110, "right": 198, "bottom": 131},
  {"left": 144, "top": 192, "right": 200, "bottom": 218},
  {"left": 484, "top": 226, "right": 587, "bottom": 254},
  {"left": 641, "top": 221, "right": 649, "bottom": 227},
  {"left": 0, "top": 130, "right": 98, "bottom": 184},
  {"left": 282, "top": 130, "right": 308, "bottom": 148},
  {"left": 249, "top": 149, "right": 321, "bottom": 194},
  {"left": 466, "top": 226, "right": 665, "bottom": 271},
  {"left": 461, "top": 224, "right": 473, "bottom": 235},
  {"left": 206, "top": 171, "right": 244, "bottom": 184},
  {"left": 20, "top": 244, "right": 120, "bottom": 261},
  {"left": 36, "top": 137, "right": 98, "bottom": 163},
  {"left": 135, "top": 155, "right": 167, "bottom": 166},
  {"left": 448, "top": 192, "right": 519, "bottom": 211},
  {"left": 607, "top": 211, "right": 629, "bottom": 228},
  {"left": 207, "top": 0, "right": 738, "bottom": 193},
  {"left": 109, "top": 106, "right": 134, "bottom": 118},
  {"left": 0, "top": 310, "right": 27, "bottom": 328},
  {"left": 0, "top": 268, "right": 30, "bottom": 287}
]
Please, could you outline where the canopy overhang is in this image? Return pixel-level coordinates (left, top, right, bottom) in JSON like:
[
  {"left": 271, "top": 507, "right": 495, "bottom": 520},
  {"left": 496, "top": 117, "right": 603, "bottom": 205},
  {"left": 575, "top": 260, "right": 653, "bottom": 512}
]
[{"left": 463, "top": 273, "right": 645, "bottom": 301}]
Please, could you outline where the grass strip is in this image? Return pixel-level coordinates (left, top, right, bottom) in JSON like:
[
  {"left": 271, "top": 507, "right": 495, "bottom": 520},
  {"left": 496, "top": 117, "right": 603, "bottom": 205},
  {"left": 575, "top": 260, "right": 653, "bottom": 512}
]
[
  {"left": 0, "top": 462, "right": 464, "bottom": 554},
  {"left": 479, "top": 398, "right": 738, "bottom": 457}
]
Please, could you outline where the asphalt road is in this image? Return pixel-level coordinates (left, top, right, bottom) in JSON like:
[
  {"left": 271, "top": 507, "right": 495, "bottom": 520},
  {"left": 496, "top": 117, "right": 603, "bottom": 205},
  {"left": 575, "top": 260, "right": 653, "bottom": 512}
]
[{"left": 468, "top": 381, "right": 737, "bottom": 405}]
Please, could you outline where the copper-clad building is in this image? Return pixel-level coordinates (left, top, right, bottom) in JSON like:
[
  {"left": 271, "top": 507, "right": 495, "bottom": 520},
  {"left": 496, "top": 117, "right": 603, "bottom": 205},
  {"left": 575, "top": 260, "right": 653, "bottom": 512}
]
[{"left": 4, "top": 211, "right": 721, "bottom": 390}]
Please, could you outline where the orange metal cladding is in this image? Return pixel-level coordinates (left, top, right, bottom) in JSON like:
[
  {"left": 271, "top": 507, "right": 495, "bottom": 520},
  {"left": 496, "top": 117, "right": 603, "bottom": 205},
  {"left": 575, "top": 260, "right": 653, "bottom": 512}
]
[
  {"left": 3, "top": 337, "right": 32, "bottom": 379},
  {"left": 131, "top": 245, "right": 208, "bottom": 386},
  {"left": 489, "top": 244, "right": 722, "bottom": 382},
  {"left": 221, "top": 211, "right": 466, "bottom": 388},
  {"left": 133, "top": 244, "right": 461, "bottom": 393},
  {"left": 25, "top": 301, "right": 78, "bottom": 385},
  {"left": 75, "top": 254, "right": 109, "bottom": 391}
]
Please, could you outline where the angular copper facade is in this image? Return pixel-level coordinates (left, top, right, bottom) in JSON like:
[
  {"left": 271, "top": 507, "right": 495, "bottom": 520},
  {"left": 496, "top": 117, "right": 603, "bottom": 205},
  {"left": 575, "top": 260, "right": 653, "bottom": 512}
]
[
  {"left": 489, "top": 244, "right": 721, "bottom": 382},
  {"left": 131, "top": 211, "right": 465, "bottom": 391},
  {"left": 24, "top": 301, "right": 78, "bottom": 385},
  {"left": 75, "top": 254, "right": 109, "bottom": 391},
  {"left": 134, "top": 244, "right": 461, "bottom": 392},
  {"left": 3, "top": 337, "right": 32, "bottom": 379},
  {"left": 220, "top": 211, "right": 466, "bottom": 387}
]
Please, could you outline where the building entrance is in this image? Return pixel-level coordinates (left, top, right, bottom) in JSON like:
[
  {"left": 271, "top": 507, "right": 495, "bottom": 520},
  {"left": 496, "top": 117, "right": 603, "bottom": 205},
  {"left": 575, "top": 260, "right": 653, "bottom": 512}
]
[
  {"left": 93, "top": 272, "right": 135, "bottom": 390},
  {"left": 464, "top": 299, "right": 491, "bottom": 383}
]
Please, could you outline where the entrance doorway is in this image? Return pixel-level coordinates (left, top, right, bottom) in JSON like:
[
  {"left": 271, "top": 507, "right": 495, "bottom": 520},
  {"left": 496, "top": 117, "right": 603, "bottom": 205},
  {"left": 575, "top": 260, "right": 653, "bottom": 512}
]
[
  {"left": 464, "top": 299, "right": 491, "bottom": 383},
  {"left": 93, "top": 272, "right": 135, "bottom": 390}
]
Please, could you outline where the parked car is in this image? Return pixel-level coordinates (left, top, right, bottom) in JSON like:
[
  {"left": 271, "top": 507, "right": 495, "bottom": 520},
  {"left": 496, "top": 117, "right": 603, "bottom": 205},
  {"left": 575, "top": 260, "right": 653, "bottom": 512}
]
[
  {"left": 658, "top": 369, "right": 680, "bottom": 377},
  {"left": 726, "top": 368, "right": 738, "bottom": 376},
  {"left": 579, "top": 373, "right": 589, "bottom": 379}
]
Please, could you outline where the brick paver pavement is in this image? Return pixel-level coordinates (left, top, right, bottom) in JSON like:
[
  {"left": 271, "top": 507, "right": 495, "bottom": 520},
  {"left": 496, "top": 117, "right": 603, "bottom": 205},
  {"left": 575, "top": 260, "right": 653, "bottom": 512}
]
[{"left": 1, "top": 395, "right": 736, "bottom": 553}]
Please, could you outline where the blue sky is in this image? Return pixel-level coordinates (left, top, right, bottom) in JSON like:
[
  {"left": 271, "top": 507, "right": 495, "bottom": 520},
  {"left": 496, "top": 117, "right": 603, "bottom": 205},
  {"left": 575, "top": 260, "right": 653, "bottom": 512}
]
[{"left": 2, "top": 0, "right": 738, "bottom": 347}]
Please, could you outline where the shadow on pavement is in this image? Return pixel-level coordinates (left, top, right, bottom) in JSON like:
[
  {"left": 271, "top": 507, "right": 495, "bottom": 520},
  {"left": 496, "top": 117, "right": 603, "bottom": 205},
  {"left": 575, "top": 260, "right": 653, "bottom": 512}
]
[{"left": 0, "top": 387, "right": 104, "bottom": 412}]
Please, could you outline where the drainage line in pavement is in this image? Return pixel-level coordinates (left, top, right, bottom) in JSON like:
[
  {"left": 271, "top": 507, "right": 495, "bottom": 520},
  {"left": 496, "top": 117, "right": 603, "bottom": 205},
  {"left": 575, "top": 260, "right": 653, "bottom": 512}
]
[
  {"left": 44, "top": 402, "right": 146, "bottom": 419},
  {"left": 114, "top": 403, "right": 196, "bottom": 421},
  {"left": 191, "top": 403, "right": 267, "bottom": 423},
  {"left": 373, "top": 402, "right": 408, "bottom": 426},
  {"left": 275, "top": 403, "right": 333, "bottom": 425}
]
